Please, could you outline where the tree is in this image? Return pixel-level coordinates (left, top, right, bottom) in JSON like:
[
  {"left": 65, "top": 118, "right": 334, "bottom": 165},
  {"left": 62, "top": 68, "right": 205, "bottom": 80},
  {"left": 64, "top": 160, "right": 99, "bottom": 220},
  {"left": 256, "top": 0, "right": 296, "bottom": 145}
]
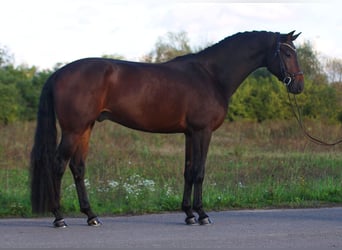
[
  {"left": 0, "top": 45, "right": 14, "bottom": 67},
  {"left": 325, "top": 57, "right": 342, "bottom": 83},
  {"left": 297, "top": 41, "right": 327, "bottom": 84},
  {"left": 16, "top": 68, "right": 51, "bottom": 121},
  {"left": 0, "top": 83, "right": 20, "bottom": 124},
  {"left": 142, "top": 31, "right": 192, "bottom": 63},
  {"left": 228, "top": 77, "right": 291, "bottom": 122},
  {"left": 102, "top": 54, "right": 125, "bottom": 60},
  {"left": 0, "top": 59, "right": 51, "bottom": 123}
]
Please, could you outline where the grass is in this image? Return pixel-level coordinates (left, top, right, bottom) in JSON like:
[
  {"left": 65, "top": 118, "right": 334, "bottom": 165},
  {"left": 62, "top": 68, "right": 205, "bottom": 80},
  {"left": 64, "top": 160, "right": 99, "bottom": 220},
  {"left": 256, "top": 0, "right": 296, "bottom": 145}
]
[{"left": 0, "top": 120, "right": 341, "bottom": 218}]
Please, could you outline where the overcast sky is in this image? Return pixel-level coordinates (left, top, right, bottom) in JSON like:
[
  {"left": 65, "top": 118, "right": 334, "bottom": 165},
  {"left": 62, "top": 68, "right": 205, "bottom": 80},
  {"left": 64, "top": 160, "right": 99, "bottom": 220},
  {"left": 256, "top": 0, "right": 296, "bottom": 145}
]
[{"left": 1, "top": 0, "right": 341, "bottom": 69}]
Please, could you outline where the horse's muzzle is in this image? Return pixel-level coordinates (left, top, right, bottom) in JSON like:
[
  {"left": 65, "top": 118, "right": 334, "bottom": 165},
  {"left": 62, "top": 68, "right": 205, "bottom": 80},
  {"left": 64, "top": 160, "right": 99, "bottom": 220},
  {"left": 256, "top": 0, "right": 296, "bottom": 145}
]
[{"left": 287, "top": 74, "right": 304, "bottom": 94}]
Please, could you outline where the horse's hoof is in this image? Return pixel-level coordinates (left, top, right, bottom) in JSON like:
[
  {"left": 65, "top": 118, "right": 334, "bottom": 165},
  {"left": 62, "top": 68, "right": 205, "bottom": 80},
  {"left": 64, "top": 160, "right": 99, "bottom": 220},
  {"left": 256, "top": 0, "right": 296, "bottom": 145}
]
[
  {"left": 53, "top": 219, "right": 67, "bottom": 228},
  {"left": 87, "top": 217, "right": 102, "bottom": 226},
  {"left": 185, "top": 216, "right": 197, "bottom": 225},
  {"left": 199, "top": 216, "right": 212, "bottom": 225}
]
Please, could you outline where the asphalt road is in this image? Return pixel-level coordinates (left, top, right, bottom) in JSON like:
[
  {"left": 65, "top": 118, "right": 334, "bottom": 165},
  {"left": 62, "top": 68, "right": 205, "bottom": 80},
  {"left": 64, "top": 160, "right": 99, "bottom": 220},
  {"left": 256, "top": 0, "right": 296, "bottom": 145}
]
[{"left": 0, "top": 207, "right": 341, "bottom": 248}]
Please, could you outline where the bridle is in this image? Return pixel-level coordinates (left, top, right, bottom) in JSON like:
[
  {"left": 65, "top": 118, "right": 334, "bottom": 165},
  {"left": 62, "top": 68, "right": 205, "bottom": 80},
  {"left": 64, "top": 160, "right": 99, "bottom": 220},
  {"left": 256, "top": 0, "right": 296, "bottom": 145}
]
[{"left": 274, "top": 34, "right": 304, "bottom": 87}]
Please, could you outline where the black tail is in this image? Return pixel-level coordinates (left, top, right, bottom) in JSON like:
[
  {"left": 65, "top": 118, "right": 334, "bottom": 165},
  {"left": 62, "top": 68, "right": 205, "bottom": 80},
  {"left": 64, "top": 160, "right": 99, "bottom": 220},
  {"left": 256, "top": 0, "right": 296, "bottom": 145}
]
[{"left": 30, "top": 76, "right": 57, "bottom": 214}]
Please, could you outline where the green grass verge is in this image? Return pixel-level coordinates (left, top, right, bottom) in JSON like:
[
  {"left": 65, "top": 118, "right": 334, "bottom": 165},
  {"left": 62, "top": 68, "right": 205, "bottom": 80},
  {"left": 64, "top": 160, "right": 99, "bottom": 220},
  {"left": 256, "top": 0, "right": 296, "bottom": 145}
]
[{"left": 0, "top": 121, "right": 341, "bottom": 217}]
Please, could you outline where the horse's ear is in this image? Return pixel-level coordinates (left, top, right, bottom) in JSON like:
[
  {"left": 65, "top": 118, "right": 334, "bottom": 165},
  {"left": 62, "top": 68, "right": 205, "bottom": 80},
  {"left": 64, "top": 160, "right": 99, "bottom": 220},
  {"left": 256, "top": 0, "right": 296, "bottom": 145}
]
[
  {"left": 287, "top": 30, "right": 301, "bottom": 41},
  {"left": 292, "top": 32, "right": 301, "bottom": 41}
]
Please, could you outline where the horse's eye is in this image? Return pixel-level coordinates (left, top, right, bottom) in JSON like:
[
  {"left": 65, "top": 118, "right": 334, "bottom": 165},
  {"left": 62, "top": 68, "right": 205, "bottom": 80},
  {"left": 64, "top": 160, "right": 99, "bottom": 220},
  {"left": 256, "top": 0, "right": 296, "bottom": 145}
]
[{"left": 285, "top": 51, "right": 291, "bottom": 58}]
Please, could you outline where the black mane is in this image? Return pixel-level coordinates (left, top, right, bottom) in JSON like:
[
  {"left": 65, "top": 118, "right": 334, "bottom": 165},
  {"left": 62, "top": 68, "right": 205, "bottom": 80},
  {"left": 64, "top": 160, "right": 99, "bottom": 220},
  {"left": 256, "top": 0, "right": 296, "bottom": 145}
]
[{"left": 198, "top": 31, "right": 276, "bottom": 55}]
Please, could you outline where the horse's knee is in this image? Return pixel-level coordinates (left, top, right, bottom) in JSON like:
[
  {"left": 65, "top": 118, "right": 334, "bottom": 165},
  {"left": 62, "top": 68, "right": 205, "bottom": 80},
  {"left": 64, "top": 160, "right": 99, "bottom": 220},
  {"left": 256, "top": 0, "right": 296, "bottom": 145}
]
[
  {"left": 183, "top": 170, "right": 193, "bottom": 183},
  {"left": 193, "top": 168, "right": 205, "bottom": 184},
  {"left": 194, "top": 174, "right": 204, "bottom": 184}
]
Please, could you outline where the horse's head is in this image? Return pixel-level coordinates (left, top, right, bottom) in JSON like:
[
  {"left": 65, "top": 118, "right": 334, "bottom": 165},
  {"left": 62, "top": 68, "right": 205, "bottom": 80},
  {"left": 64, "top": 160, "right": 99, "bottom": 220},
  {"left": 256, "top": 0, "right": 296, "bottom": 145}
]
[{"left": 267, "top": 31, "right": 304, "bottom": 94}]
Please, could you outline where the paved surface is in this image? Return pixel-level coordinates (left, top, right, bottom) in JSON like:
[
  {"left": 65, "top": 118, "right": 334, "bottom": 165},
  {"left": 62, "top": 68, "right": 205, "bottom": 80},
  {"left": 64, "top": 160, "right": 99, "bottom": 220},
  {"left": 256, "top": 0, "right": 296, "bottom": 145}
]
[{"left": 0, "top": 207, "right": 341, "bottom": 248}]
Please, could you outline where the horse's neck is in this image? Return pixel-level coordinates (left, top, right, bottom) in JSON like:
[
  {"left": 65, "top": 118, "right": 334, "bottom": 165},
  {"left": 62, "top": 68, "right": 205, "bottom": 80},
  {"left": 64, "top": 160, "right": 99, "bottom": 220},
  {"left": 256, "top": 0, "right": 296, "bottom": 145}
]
[{"left": 198, "top": 34, "right": 273, "bottom": 101}]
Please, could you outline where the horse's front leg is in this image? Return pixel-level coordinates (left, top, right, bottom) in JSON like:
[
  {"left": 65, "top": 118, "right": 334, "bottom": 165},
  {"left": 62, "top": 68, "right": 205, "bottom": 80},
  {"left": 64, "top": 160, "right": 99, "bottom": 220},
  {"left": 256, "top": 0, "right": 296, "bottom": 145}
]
[
  {"left": 182, "top": 134, "right": 196, "bottom": 225},
  {"left": 182, "top": 129, "right": 212, "bottom": 225},
  {"left": 192, "top": 129, "right": 212, "bottom": 225}
]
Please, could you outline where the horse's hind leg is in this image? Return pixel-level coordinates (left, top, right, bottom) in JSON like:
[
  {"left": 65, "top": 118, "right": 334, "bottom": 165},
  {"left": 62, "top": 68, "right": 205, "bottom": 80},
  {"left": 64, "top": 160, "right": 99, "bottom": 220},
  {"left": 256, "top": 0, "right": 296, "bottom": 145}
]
[
  {"left": 52, "top": 133, "right": 81, "bottom": 227},
  {"left": 69, "top": 126, "right": 101, "bottom": 226}
]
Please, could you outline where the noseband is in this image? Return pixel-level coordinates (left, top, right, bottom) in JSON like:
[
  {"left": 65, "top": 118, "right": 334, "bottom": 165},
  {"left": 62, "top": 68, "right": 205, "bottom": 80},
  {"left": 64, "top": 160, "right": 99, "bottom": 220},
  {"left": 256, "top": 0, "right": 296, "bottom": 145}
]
[{"left": 274, "top": 34, "right": 304, "bottom": 87}]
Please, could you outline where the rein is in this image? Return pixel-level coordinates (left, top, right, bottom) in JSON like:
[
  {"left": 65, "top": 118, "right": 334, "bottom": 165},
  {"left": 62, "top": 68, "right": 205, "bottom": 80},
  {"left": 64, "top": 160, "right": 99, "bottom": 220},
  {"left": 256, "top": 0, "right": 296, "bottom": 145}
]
[
  {"left": 273, "top": 33, "right": 341, "bottom": 146},
  {"left": 287, "top": 91, "right": 342, "bottom": 146}
]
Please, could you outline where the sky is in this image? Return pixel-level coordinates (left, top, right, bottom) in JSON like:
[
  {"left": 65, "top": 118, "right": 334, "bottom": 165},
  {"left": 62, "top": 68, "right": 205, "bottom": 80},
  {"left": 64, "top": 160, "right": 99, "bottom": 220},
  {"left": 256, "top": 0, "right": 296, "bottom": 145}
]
[{"left": 1, "top": 0, "right": 342, "bottom": 69}]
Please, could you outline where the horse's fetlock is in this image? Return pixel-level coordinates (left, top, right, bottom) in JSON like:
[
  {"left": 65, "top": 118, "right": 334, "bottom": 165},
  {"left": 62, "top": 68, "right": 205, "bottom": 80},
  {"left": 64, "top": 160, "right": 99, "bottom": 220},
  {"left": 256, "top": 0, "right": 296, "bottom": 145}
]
[{"left": 181, "top": 204, "right": 191, "bottom": 212}]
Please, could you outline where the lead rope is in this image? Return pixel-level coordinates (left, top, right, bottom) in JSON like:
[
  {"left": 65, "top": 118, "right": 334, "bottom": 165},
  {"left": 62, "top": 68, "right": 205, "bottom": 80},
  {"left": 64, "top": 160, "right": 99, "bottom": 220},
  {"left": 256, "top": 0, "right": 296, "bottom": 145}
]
[{"left": 287, "top": 92, "right": 342, "bottom": 146}]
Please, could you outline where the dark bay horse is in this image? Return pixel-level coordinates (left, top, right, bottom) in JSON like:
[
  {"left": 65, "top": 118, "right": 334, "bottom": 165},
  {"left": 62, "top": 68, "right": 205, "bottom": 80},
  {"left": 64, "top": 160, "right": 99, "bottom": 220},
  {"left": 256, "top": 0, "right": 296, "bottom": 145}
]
[{"left": 30, "top": 31, "right": 304, "bottom": 227}]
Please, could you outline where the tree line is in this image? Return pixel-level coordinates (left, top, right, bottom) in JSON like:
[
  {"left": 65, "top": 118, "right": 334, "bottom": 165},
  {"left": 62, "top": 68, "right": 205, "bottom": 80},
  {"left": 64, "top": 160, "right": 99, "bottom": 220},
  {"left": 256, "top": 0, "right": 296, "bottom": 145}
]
[{"left": 0, "top": 31, "right": 341, "bottom": 125}]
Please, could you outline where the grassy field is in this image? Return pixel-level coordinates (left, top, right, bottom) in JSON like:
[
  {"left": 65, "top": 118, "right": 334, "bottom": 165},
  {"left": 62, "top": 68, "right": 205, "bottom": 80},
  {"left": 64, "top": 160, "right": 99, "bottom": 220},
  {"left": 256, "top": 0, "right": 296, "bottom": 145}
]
[{"left": 0, "top": 120, "right": 341, "bottom": 217}]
